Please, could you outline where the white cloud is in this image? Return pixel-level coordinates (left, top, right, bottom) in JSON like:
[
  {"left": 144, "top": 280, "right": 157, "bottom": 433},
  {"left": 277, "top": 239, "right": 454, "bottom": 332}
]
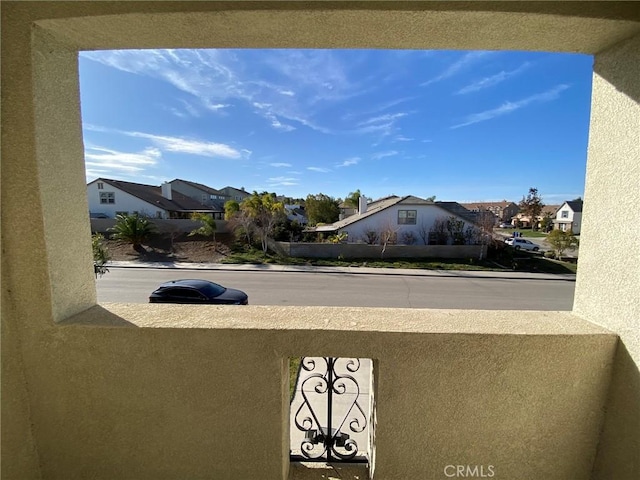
[
  {"left": 307, "top": 167, "right": 331, "bottom": 173},
  {"left": 270, "top": 162, "right": 293, "bottom": 168},
  {"left": 394, "top": 135, "right": 413, "bottom": 142},
  {"left": 336, "top": 157, "right": 360, "bottom": 168},
  {"left": 83, "top": 124, "right": 243, "bottom": 159},
  {"left": 268, "top": 176, "right": 299, "bottom": 186},
  {"left": 358, "top": 112, "right": 408, "bottom": 127},
  {"left": 371, "top": 151, "right": 399, "bottom": 160},
  {"left": 451, "top": 84, "right": 570, "bottom": 129},
  {"left": 126, "top": 131, "right": 242, "bottom": 158},
  {"left": 455, "top": 62, "right": 531, "bottom": 95},
  {"left": 84, "top": 146, "right": 161, "bottom": 175},
  {"left": 421, "top": 51, "right": 495, "bottom": 87}
]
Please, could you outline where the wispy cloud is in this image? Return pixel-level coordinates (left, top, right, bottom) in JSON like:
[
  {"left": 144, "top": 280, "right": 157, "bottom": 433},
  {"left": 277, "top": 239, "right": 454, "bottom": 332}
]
[
  {"left": 267, "top": 176, "right": 299, "bottom": 187},
  {"left": 125, "top": 131, "right": 242, "bottom": 158},
  {"left": 307, "top": 166, "right": 331, "bottom": 173},
  {"left": 421, "top": 51, "right": 495, "bottom": 87},
  {"left": 336, "top": 157, "right": 360, "bottom": 168},
  {"left": 394, "top": 135, "right": 413, "bottom": 142},
  {"left": 82, "top": 48, "right": 363, "bottom": 135},
  {"left": 451, "top": 84, "right": 570, "bottom": 129},
  {"left": 83, "top": 124, "right": 243, "bottom": 159},
  {"left": 371, "top": 151, "right": 399, "bottom": 160},
  {"left": 456, "top": 62, "right": 531, "bottom": 95},
  {"left": 270, "top": 162, "right": 292, "bottom": 168},
  {"left": 84, "top": 146, "right": 161, "bottom": 177}
]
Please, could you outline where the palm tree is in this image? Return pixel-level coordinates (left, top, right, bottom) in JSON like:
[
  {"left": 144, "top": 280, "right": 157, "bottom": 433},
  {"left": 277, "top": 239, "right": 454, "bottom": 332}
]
[
  {"left": 189, "top": 212, "right": 217, "bottom": 242},
  {"left": 109, "top": 214, "right": 156, "bottom": 253}
]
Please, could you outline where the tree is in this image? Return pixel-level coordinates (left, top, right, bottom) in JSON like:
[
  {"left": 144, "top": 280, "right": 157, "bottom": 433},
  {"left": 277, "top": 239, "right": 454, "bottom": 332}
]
[
  {"left": 519, "top": 187, "right": 545, "bottom": 231},
  {"left": 429, "top": 217, "right": 449, "bottom": 245},
  {"left": 540, "top": 213, "right": 554, "bottom": 233},
  {"left": 446, "top": 216, "right": 465, "bottom": 245},
  {"left": 241, "top": 192, "right": 285, "bottom": 253},
  {"left": 224, "top": 200, "right": 240, "bottom": 220},
  {"left": 547, "top": 229, "right": 579, "bottom": 258},
  {"left": 109, "top": 214, "right": 156, "bottom": 253},
  {"left": 91, "top": 233, "right": 110, "bottom": 277},
  {"left": 425, "top": 195, "right": 436, "bottom": 202},
  {"left": 189, "top": 212, "right": 217, "bottom": 242},
  {"left": 344, "top": 189, "right": 362, "bottom": 209},
  {"left": 305, "top": 193, "right": 340, "bottom": 225}
]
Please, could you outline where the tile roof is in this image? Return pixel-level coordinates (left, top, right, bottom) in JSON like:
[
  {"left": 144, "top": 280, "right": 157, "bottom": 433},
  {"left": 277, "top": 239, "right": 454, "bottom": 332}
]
[
  {"left": 565, "top": 200, "right": 583, "bottom": 212},
  {"left": 92, "top": 178, "right": 217, "bottom": 213},
  {"left": 314, "top": 195, "right": 480, "bottom": 231},
  {"left": 170, "top": 178, "right": 224, "bottom": 196},
  {"left": 460, "top": 201, "right": 516, "bottom": 210}
]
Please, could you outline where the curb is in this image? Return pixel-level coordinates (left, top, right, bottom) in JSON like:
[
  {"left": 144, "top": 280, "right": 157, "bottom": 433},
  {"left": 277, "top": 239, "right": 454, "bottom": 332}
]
[{"left": 105, "top": 261, "right": 576, "bottom": 282}]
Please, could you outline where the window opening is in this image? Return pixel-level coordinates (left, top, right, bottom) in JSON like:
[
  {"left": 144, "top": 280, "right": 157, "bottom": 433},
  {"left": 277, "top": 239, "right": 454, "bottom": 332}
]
[{"left": 290, "top": 357, "right": 373, "bottom": 464}]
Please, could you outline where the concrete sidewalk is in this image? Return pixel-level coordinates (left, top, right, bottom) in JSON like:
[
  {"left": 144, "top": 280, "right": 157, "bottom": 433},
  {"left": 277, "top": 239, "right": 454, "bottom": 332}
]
[{"left": 105, "top": 260, "right": 576, "bottom": 281}]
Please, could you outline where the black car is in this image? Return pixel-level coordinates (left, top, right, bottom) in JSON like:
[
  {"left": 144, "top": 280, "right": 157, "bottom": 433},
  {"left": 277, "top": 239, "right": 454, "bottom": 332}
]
[{"left": 149, "top": 279, "right": 248, "bottom": 305}]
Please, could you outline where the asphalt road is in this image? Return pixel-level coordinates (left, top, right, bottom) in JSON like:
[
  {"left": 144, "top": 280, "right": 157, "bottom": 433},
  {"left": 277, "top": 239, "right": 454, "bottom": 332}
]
[{"left": 96, "top": 267, "right": 575, "bottom": 310}]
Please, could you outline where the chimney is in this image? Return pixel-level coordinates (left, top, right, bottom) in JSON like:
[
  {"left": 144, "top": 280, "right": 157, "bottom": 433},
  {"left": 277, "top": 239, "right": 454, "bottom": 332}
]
[
  {"left": 161, "top": 182, "right": 172, "bottom": 200},
  {"left": 358, "top": 195, "right": 367, "bottom": 215}
]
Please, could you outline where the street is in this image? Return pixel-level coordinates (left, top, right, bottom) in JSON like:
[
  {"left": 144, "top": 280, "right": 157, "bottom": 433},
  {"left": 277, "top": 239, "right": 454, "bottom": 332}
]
[{"left": 96, "top": 267, "right": 575, "bottom": 310}]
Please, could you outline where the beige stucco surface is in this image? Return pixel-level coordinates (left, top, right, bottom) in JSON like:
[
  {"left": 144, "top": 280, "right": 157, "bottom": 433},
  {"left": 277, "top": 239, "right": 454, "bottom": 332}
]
[
  {"left": 2, "top": 2, "right": 639, "bottom": 479},
  {"left": 574, "top": 33, "right": 640, "bottom": 479}
]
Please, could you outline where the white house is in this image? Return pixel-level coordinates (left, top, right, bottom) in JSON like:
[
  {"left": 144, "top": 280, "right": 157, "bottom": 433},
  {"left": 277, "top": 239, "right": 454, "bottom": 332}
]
[
  {"left": 284, "top": 204, "right": 308, "bottom": 225},
  {"left": 553, "top": 200, "right": 583, "bottom": 234},
  {"left": 168, "top": 179, "right": 227, "bottom": 219},
  {"left": 315, "top": 195, "right": 482, "bottom": 245},
  {"left": 87, "top": 178, "right": 218, "bottom": 219}
]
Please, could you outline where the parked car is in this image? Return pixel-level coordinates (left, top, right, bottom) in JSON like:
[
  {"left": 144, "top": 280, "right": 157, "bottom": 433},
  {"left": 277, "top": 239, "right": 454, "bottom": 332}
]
[
  {"left": 149, "top": 279, "right": 248, "bottom": 305},
  {"left": 498, "top": 222, "right": 512, "bottom": 228},
  {"left": 504, "top": 238, "right": 541, "bottom": 251}
]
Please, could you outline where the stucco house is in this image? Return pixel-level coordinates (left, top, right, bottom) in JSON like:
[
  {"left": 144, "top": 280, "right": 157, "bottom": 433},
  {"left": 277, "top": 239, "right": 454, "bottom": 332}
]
[
  {"left": 460, "top": 201, "right": 520, "bottom": 223},
  {"left": 512, "top": 204, "right": 560, "bottom": 229},
  {"left": 3, "top": 3, "right": 639, "bottom": 480},
  {"left": 87, "top": 178, "right": 218, "bottom": 219},
  {"left": 315, "top": 195, "right": 482, "bottom": 245},
  {"left": 219, "top": 185, "right": 251, "bottom": 202},
  {"left": 168, "top": 179, "right": 227, "bottom": 219},
  {"left": 554, "top": 200, "right": 584, "bottom": 234}
]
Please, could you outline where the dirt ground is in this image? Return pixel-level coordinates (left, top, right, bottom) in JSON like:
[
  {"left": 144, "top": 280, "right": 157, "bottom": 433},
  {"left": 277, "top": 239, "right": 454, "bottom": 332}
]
[{"left": 103, "top": 233, "right": 234, "bottom": 263}]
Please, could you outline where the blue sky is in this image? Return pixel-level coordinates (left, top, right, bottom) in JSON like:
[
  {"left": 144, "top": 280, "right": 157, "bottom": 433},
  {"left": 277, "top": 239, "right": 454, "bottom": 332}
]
[{"left": 80, "top": 49, "right": 593, "bottom": 204}]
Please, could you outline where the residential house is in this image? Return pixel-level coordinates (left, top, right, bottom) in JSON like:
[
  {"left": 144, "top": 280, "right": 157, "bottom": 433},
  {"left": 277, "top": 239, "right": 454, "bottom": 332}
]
[
  {"left": 315, "top": 195, "right": 481, "bottom": 244},
  {"left": 219, "top": 186, "right": 251, "bottom": 203},
  {"left": 169, "top": 179, "right": 226, "bottom": 219},
  {"left": 338, "top": 200, "right": 358, "bottom": 220},
  {"left": 512, "top": 204, "right": 560, "bottom": 229},
  {"left": 5, "top": 3, "right": 638, "bottom": 480},
  {"left": 553, "top": 200, "right": 583, "bottom": 234},
  {"left": 87, "top": 178, "right": 218, "bottom": 219},
  {"left": 460, "top": 201, "right": 519, "bottom": 223},
  {"left": 284, "top": 204, "right": 308, "bottom": 225}
]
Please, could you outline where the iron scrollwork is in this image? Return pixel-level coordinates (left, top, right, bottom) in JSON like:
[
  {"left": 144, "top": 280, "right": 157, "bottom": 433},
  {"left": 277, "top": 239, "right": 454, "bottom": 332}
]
[{"left": 293, "top": 357, "right": 368, "bottom": 462}]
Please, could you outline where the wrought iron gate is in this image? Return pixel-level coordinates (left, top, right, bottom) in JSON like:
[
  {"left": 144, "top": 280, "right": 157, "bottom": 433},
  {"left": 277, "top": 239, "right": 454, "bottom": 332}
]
[{"left": 290, "top": 357, "right": 370, "bottom": 462}]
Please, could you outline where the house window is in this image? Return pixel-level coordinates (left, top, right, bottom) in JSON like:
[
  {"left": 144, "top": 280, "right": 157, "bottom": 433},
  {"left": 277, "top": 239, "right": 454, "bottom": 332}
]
[
  {"left": 398, "top": 210, "right": 417, "bottom": 225},
  {"left": 97, "top": 182, "right": 104, "bottom": 190},
  {"left": 156, "top": 211, "right": 163, "bottom": 218},
  {"left": 100, "top": 192, "right": 115, "bottom": 204},
  {"left": 561, "top": 210, "right": 569, "bottom": 218}
]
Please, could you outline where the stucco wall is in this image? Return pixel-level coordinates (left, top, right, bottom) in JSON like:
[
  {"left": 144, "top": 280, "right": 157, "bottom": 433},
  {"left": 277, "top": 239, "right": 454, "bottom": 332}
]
[
  {"left": 87, "top": 182, "right": 170, "bottom": 219},
  {"left": 2, "top": 2, "right": 639, "bottom": 480},
  {"left": 339, "top": 204, "right": 477, "bottom": 245},
  {"left": 575, "top": 33, "right": 640, "bottom": 480},
  {"left": 279, "top": 242, "right": 485, "bottom": 259}
]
